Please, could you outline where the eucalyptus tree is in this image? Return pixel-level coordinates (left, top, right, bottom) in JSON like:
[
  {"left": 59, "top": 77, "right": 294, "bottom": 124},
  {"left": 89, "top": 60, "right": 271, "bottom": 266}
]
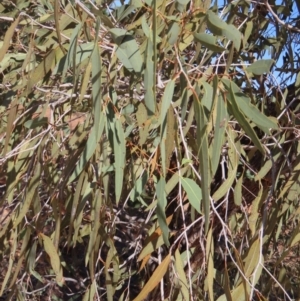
[{"left": 0, "top": 0, "right": 300, "bottom": 300}]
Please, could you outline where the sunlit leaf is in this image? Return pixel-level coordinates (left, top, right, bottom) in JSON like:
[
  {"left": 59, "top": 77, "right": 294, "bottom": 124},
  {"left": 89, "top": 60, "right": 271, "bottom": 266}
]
[
  {"left": 207, "top": 11, "right": 241, "bottom": 49},
  {"left": 160, "top": 80, "right": 175, "bottom": 176},
  {"left": 222, "top": 79, "right": 279, "bottom": 134},
  {"left": 175, "top": 249, "right": 189, "bottom": 301},
  {"left": 225, "top": 83, "right": 265, "bottom": 155},
  {"left": 0, "top": 16, "right": 20, "bottom": 62},
  {"left": 156, "top": 177, "right": 170, "bottom": 246},
  {"left": 246, "top": 59, "right": 274, "bottom": 75},
  {"left": 38, "top": 234, "right": 64, "bottom": 286},
  {"left": 194, "top": 95, "right": 211, "bottom": 233},
  {"left": 109, "top": 28, "right": 143, "bottom": 73},
  {"left": 133, "top": 253, "right": 171, "bottom": 301},
  {"left": 181, "top": 177, "right": 202, "bottom": 214},
  {"left": 194, "top": 33, "right": 226, "bottom": 52}
]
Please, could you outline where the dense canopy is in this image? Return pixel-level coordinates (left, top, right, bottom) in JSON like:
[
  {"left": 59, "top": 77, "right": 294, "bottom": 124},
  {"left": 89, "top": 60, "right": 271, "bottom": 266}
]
[{"left": 0, "top": 0, "right": 300, "bottom": 300}]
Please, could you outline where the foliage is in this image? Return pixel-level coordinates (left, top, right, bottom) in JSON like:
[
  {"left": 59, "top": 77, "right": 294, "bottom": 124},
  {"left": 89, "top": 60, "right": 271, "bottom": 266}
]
[{"left": 1, "top": 0, "right": 300, "bottom": 300}]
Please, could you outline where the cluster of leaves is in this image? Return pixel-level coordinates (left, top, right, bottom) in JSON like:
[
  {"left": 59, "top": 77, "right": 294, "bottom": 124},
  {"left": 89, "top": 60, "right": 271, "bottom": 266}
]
[{"left": 1, "top": 0, "right": 300, "bottom": 300}]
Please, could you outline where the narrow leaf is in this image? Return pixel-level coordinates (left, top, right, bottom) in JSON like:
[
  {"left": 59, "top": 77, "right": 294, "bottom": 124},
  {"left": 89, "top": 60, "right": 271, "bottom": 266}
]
[
  {"left": 175, "top": 249, "right": 189, "bottom": 301},
  {"left": 194, "top": 97, "right": 211, "bottom": 233},
  {"left": 222, "top": 79, "right": 278, "bottom": 134},
  {"left": 226, "top": 84, "right": 265, "bottom": 155},
  {"left": 133, "top": 253, "right": 171, "bottom": 301},
  {"left": 0, "top": 16, "right": 20, "bottom": 62},
  {"left": 39, "top": 233, "right": 64, "bottom": 286},
  {"left": 156, "top": 177, "right": 170, "bottom": 246},
  {"left": 181, "top": 177, "right": 202, "bottom": 214}
]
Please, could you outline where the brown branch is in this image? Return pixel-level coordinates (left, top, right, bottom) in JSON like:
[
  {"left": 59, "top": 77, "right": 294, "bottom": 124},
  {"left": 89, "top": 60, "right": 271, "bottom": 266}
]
[{"left": 264, "top": 0, "right": 300, "bottom": 33}]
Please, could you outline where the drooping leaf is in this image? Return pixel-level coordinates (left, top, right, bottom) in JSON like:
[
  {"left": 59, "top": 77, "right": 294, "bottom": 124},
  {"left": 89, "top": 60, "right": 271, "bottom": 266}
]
[
  {"left": 144, "top": 37, "right": 156, "bottom": 114},
  {"left": 212, "top": 127, "right": 239, "bottom": 201},
  {"left": 160, "top": 80, "right": 175, "bottom": 176},
  {"left": 211, "top": 92, "right": 227, "bottom": 176},
  {"left": 206, "top": 227, "right": 214, "bottom": 301},
  {"left": 194, "top": 95, "right": 211, "bottom": 233},
  {"left": 0, "top": 16, "right": 20, "bottom": 62},
  {"left": 38, "top": 234, "right": 64, "bottom": 286},
  {"left": 246, "top": 59, "right": 274, "bottom": 75},
  {"left": 156, "top": 177, "right": 170, "bottom": 247},
  {"left": 194, "top": 33, "right": 226, "bottom": 52},
  {"left": 225, "top": 83, "right": 265, "bottom": 155},
  {"left": 68, "top": 43, "right": 105, "bottom": 183},
  {"left": 168, "top": 22, "right": 180, "bottom": 45},
  {"left": 207, "top": 11, "right": 242, "bottom": 49},
  {"left": 133, "top": 253, "right": 171, "bottom": 301},
  {"left": 109, "top": 28, "right": 143, "bottom": 73},
  {"left": 222, "top": 79, "right": 279, "bottom": 134},
  {"left": 181, "top": 177, "right": 202, "bottom": 214},
  {"left": 175, "top": 249, "right": 189, "bottom": 301}
]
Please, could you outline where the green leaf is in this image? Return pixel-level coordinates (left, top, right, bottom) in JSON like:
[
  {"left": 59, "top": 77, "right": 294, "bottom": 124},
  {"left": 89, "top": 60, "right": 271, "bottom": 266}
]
[
  {"left": 244, "top": 238, "right": 260, "bottom": 278},
  {"left": 13, "top": 163, "right": 40, "bottom": 228},
  {"left": 160, "top": 80, "right": 175, "bottom": 123},
  {"left": 222, "top": 79, "right": 278, "bottom": 134},
  {"left": 216, "top": 284, "right": 249, "bottom": 301},
  {"left": 212, "top": 127, "right": 239, "bottom": 201},
  {"left": 113, "top": 118, "right": 126, "bottom": 204},
  {"left": 0, "top": 16, "right": 20, "bottom": 62},
  {"left": 234, "top": 172, "right": 243, "bottom": 206},
  {"left": 136, "top": 103, "right": 151, "bottom": 145},
  {"left": 54, "top": 42, "right": 94, "bottom": 75},
  {"left": 160, "top": 80, "right": 175, "bottom": 176},
  {"left": 206, "top": 227, "right": 214, "bottom": 301},
  {"left": 207, "top": 11, "right": 241, "bottom": 49},
  {"left": 248, "top": 184, "right": 262, "bottom": 237},
  {"left": 181, "top": 177, "right": 202, "bottom": 214},
  {"left": 142, "top": 15, "right": 150, "bottom": 37},
  {"left": 156, "top": 177, "right": 170, "bottom": 247},
  {"left": 144, "top": 38, "right": 156, "bottom": 114},
  {"left": 24, "top": 117, "right": 48, "bottom": 129},
  {"left": 109, "top": 28, "right": 143, "bottom": 73},
  {"left": 168, "top": 22, "right": 180, "bottom": 45},
  {"left": 211, "top": 93, "right": 227, "bottom": 176},
  {"left": 68, "top": 43, "right": 105, "bottom": 183},
  {"left": 246, "top": 59, "right": 274, "bottom": 75},
  {"left": 82, "top": 280, "right": 96, "bottom": 301},
  {"left": 175, "top": 249, "right": 189, "bottom": 301},
  {"left": 225, "top": 83, "right": 265, "bottom": 155},
  {"left": 39, "top": 234, "right": 64, "bottom": 286},
  {"left": 288, "top": 224, "right": 300, "bottom": 247},
  {"left": 194, "top": 96, "right": 211, "bottom": 233},
  {"left": 61, "top": 22, "right": 82, "bottom": 80},
  {"left": 194, "top": 33, "right": 226, "bottom": 52}
]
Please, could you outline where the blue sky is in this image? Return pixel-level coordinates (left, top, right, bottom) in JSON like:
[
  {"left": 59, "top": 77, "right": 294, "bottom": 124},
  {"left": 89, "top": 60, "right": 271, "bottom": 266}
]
[{"left": 108, "top": 0, "right": 298, "bottom": 86}]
